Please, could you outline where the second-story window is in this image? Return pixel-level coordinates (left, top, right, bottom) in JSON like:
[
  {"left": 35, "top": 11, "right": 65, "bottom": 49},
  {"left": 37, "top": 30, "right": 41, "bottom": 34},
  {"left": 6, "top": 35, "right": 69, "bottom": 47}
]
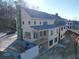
[
  {"left": 70, "top": 23, "right": 72, "bottom": 25},
  {"left": 34, "top": 21, "right": 36, "bottom": 25},
  {"left": 40, "top": 21, "right": 41, "bottom": 24},
  {"left": 28, "top": 21, "right": 31, "bottom": 25},
  {"left": 23, "top": 21, "right": 24, "bottom": 25},
  {"left": 68, "top": 22, "right": 69, "bottom": 25},
  {"left": 43, "top": 22, "right": 48, "bottom": 25}
]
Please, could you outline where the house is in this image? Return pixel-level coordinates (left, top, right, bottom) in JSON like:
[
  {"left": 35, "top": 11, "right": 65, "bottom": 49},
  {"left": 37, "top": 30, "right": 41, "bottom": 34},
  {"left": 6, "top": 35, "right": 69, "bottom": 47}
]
[
  {"left": 66, "top": 20, "right": 79, "bottom": 34},
  {"left": 20, "top": 7, "right": 67, "bottom": 50},
  {"left": 66, "top": 20, "right": 73, "bottom": 29},
  {"left": 66, "top": 20, "right": 79, "bottom": 30},
  {"left": 54, "top": 18, "right": 67, "bottom": 41}
]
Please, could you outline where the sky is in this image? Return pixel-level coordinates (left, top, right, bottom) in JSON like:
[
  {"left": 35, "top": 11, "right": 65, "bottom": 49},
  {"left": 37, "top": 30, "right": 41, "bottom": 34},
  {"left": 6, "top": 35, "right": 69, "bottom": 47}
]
[{"left": 24, "top": 0, "right": 79, "bottom": 20}]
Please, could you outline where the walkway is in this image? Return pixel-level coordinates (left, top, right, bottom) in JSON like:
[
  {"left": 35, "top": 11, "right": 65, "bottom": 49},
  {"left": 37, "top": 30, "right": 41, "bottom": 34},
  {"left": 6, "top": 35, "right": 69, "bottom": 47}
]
[{"left": 0, "top": 34, "right": 17, "bottom": 51}]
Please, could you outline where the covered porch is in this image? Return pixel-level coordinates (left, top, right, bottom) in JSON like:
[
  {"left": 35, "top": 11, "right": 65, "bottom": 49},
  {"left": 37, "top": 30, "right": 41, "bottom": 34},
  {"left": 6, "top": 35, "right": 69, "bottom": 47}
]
[{"left": 31, "top": 30, "right": 49, "bottom": 52}]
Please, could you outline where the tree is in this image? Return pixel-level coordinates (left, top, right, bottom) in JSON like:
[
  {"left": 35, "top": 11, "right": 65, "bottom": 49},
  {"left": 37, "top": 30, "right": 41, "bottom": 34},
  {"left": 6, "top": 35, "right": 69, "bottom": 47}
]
[{"left": 0, "top": 0, "right": 16, "bottom": 32}]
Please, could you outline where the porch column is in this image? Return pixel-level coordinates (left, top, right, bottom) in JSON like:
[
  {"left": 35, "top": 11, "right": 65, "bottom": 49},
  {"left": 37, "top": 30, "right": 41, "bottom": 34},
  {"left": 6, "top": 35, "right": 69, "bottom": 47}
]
[
  {"left": 48, "top": 30, "right": 50, "bottom": 39},
  {"left": 31, "top": 32, "right": 34, "bottom": 40},
  {"left": 37, "top": 31, "right": 40, "bottom": 39},
  {"left": 31, "top": 31, "right": 39, "bottom": 40}
]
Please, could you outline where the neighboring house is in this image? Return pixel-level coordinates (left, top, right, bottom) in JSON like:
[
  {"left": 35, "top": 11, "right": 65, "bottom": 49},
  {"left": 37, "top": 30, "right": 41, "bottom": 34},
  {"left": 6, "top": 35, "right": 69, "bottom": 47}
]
[
  {"left": 20, "top": 7, "right": 66, "bottom": 50},
  {"left": 66, "top": 20, "right": 79, "bottom": 30},
  {"left": 66, "top": 20, "right": 79, "bottom": 34},
  {"left": 66, "top": 20, "right": 73, "bottom": 29},
  {"left": 1, "top": 39, "right": 39, "bottom": 59},
  {"left": 72, "top": 21, "right": 79, "bottom": 30}
]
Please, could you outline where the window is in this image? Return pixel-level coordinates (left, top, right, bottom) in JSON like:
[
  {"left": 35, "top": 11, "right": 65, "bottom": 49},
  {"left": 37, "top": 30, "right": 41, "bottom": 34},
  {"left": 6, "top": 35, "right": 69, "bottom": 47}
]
[
  {"left": 70, "top": 23, "right": 72, "bottom": 25},
  {"left": 39, "top": 45, "right": 42, "bottom": 48},
  {"left": 18, "top": 55, "right": 21, "bottom": 59},
  {"left": 61, "top": 27, "right": 63, "bottom": 30},
  {"left": 23, "top": 21, "right": 24, "bottom": 25},
  {"left": 33, "top": 32, "right": 37, "bottom": 39},
  {"left": 43, "top": 22, "right": 48, "bottom": 25},
  {"left": 61, "top": 35, "right": 62, "bottom": 38},
  {"left": 40, "top": 31, "right": 42, "bottom": 36},
  {"left": 64, "top": 26, "right": 65, "bottom": 29},
  {"left": 55, "top": 37, "right": 57, "bottom": 43},
  {"left": 56, "top": 29, "right": 59, "bottom": 34},
  {"left": 40, "top": 21, "right": 41, "bottom": 24},
  {"left": 49, "top": 40, "right": 53, "bottom": 46},
  {"left": 70, "top": 26, "right": 71, "bottom": 29},
  {"left": 34, "top": 21, "right": 36, "bottom": 25},
  {"left": 28, "top": 21, "right": 30, "bottom": 25},
  {"left": 68, "top": 26, "right": 69, "bottom": 28},
  {"left": 24, "top": 32, "right": 31, "bottom": 39},
  {"left": 51, "top": 30, "right": 53, "bottom": 35},
  {"left": 44, "top": 31, "right": 46, "bottom": 36},
  {"left": 68, "top": 22, "right": 69, "bottom": 25}
]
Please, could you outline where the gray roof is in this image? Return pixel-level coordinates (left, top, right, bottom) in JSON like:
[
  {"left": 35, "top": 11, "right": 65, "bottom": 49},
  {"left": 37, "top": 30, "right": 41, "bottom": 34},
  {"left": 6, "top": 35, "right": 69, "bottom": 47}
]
[
  {"left": 31, "top": 24, "right": 65, "bottom": 30},
  {"left": 73, "top": 21, "right": 79, "bottom": 25},
  {"left": 23, "top": 8, "right": 66, "bottom": 21},
  {"left": 6, "top": 39, "right": 36, "bottom": 53},
  {"left": 72, "top": 21, "right": 79, "bottom": 29},
  {"left": 24, "top": 8, "right": 53, "bottom": 19}
]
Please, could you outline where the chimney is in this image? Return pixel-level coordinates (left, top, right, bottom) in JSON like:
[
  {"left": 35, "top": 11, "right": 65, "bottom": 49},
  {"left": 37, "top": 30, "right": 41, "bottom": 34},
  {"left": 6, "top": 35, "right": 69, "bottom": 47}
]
[{"left": 55, "top": 13, "right": 58, "bottom": 16}]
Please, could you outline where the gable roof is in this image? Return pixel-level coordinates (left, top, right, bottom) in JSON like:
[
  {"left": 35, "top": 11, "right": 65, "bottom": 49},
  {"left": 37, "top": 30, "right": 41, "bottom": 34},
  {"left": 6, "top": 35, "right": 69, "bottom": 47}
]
[
  {"left": 24, "top": 8, "right": 54, "bottom": 19},
  {"left": 23, "top": 7, "right": 67, "bottom": 21}
]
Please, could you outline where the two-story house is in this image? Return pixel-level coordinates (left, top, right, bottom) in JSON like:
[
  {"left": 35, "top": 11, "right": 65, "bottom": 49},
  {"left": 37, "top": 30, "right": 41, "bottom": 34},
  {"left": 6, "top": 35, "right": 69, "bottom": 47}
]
[{"left": 20, "top": 7, "right": 66, "bottom": 50}]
